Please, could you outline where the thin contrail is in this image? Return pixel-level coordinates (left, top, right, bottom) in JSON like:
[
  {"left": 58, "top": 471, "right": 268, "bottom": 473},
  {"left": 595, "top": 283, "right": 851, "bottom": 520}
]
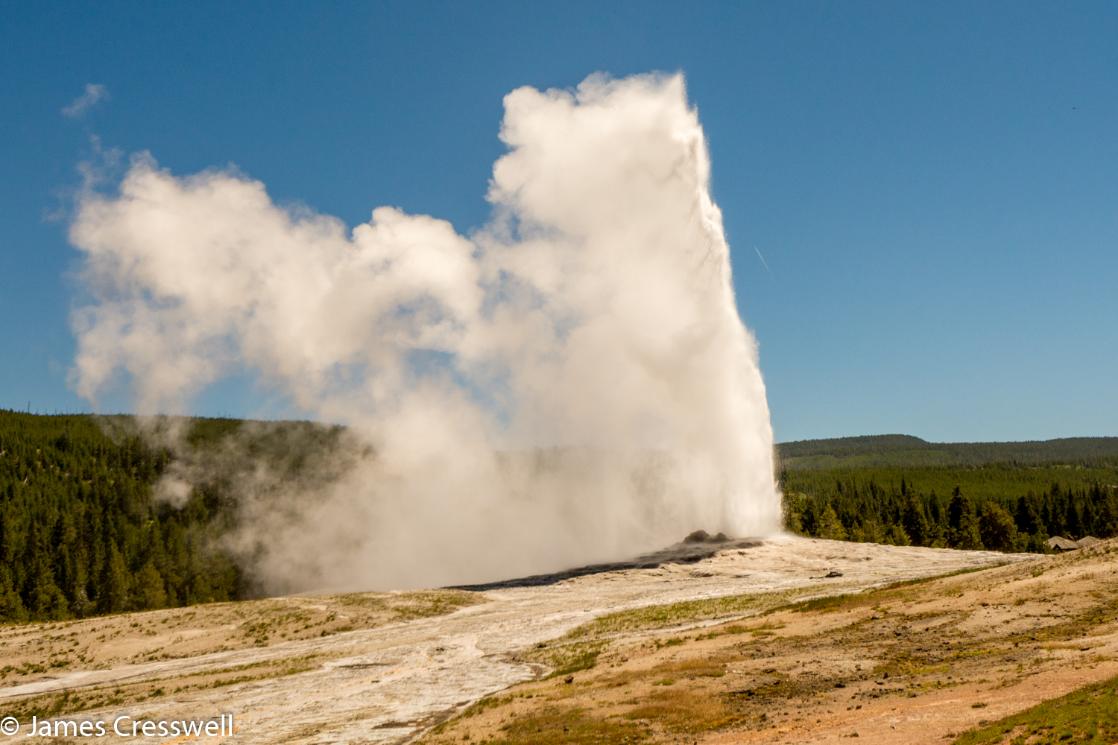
[{"left": 753, "top": 245, "right": 772, "bottom": 276}]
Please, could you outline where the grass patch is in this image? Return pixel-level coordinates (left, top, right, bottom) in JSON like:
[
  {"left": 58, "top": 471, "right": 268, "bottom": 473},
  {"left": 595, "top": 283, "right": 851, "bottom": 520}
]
[
  {"left": 788, "top": 591, "right": 864, "bottom": 613},
  {"left": 625, "top": 688, "right": 748, "bottom": 734},
  {"left": 548, "top": 642, "right": 604, "bottom": 678},
  {"left": 654, "top": 657, "right": 725, "bottom": 679},
  {"left": 782, "top": 567, "right": 1002, "bottom": 616},
  {"left": 566, "top": 590, "right": 792, "bottom": 638},
  {"left": 391, "top": 590, "right": 483, "bottom": 620},
  {"left": 495, "top": 706, "right": 650, "bottom": 744},
  {"left": 953, "top": 673, "right": 1118, "bottom": 744},
  {"left": 462, "top": 693, "right": 510, "bottom": 718},
  {"left": 523, "top": 640, "right": 606, "bottom": 678}
]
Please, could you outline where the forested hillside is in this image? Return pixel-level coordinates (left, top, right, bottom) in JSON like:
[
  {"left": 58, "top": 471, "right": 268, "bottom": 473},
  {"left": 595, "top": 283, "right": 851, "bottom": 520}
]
[
  {"left": 0, "top": 410, "right": 247, "bottom": 622},
  {"left": 777, "top": 433, "right": 1118, "bottom": 469},
  {"left": 3, "top": 410, "right": 1117, "bottom": 623},
  {"left": 778, "top": 435, "right": 1118, "bottom": 552},
  {"left": 0, "top": 410, "right": 345, "bottom": 622}
]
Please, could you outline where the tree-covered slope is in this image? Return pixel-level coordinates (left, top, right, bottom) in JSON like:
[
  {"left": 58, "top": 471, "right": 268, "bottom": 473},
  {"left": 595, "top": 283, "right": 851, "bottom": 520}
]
[
  {"left": 777, "top": 433, "right": 1118, "bottom": 469},
  {"left": 2, "top": 409, "right": 1116, "bottom": 623},
  {"left": 778, "top": 435, "right": 1118, "bottom": 551},
  {"left": 0, "top": 409, "right": 248, "bottom": 622}
]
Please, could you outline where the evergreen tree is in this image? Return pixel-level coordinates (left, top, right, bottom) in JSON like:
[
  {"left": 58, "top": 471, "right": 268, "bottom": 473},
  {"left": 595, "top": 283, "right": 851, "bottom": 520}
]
[
  {"left": 99, "top": 541, "right": 130, "bottom": 614},
  {"left": 883, "top": 524, "right": 911, "bottom": 546},
  {"left": 954, "top": 512, "right": 983, "bottom": 550},
  {"left": 946, "top": 489, "right": 984, "bottom": 549},
  {"left": 977, "top": 502, "right": 1018, "bottom": 552},
  {"left": 817, "top": 504, "right": 847, "bottom": 541},
  {"left": 1014, "top": 495, "right": 1041, "bottom": 535},
  {"left": 901, "top": 495, "right": 930, "bottom": 546},
  {"left": 133, "top": 561, "right": 167, "bottom": 610},
  {"left": 1065, "top": 500, "right": 1084, "bottom": 539},
  {"left": 0, "top": 566, "right": 27, "bottom": 622},
  {"left": 799, "top": 499, "right": 820, "bottom": 537},
  {"left": 1098, "top": 490, "right": 1118, "bottom": 536},
  {"left": 850, "top": 519, "right": 885, "bottom": 543}
]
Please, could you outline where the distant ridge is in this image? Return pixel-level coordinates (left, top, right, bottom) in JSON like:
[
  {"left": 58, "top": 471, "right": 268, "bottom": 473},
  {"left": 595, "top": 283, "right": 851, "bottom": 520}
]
[
  {"left": 776, "top": 434, "right": 1118, "bottom": 469},
  {"left": 3, "top": 409, "right": 1115, "bottom": 470}
]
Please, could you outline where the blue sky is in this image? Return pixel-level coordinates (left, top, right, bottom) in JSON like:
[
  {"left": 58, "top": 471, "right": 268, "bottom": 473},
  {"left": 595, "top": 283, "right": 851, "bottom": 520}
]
[{"left": 1, "top": 1, "right": 1115, "bottom": 442}]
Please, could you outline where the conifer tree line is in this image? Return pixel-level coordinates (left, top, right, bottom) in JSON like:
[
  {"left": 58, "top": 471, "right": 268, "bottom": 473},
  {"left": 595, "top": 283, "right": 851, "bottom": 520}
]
[
  {"left": 0, "top": 410, "right": 242, "bottom": 622},
  {"left": 782, "top": 470, "right": 1118, "bottom": 551},
  {"left": 3, "top": 409, "right": 1116, "bottom": 623}
]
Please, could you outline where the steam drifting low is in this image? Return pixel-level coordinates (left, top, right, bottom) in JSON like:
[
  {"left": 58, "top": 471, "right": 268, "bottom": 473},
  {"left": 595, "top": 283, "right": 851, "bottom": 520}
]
[{"left": 69, "top": 73, "right": 781, "bottom": 590}]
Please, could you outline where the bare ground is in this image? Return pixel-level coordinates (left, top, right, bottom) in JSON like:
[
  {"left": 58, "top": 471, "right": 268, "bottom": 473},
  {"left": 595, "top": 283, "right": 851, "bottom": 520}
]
[
  {"left": 423, "top": 539, "right": 1118, "bottom": 745},
  {"left": 1, "top": 536, "right": 1086, "bottom": 744}
]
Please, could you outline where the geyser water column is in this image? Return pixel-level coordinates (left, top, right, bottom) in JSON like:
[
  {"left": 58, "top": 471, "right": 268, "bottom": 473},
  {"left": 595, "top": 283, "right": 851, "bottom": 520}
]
[
  {"left": 68, "top": 72, "right": 782, "bottom": 591},
  {"left": 482, "top": 74, "right": 780, "bottom": 539}
]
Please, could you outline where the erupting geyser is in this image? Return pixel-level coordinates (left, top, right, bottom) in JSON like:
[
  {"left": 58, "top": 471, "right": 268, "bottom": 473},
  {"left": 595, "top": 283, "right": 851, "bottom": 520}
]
[{"left": 68, "top": 73, "right": 781, "bottom": 590}]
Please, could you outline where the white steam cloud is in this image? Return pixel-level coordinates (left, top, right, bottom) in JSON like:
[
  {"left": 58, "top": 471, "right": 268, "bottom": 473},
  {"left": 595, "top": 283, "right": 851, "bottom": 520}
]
[
  {"left": 68, "top": 73, "right": 781, "bottom": 591},
  {"left": 63, "top": 83, "right": 109, "bottom": 118}
]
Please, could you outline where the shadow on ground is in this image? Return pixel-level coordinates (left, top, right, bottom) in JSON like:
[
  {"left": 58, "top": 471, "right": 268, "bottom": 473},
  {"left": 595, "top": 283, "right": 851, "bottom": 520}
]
[{"left": 450, "top": 534, "right": 764, "bottom": 590}]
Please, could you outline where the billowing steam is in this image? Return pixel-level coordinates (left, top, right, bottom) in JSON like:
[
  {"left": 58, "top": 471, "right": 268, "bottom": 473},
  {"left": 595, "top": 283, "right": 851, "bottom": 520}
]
[{"left": 68, "top": 73, "right": 781, "bottom": 591}]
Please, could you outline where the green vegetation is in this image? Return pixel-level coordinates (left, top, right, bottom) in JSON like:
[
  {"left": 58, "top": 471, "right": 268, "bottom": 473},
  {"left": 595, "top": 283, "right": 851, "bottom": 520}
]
[
  {"left": 530, "top": 640, "right": 606, "bottom": 678},
  {"left": 779, "top": 434, "right": 1118, "bottom": 469},
  {"left": 3, "top": 410, "right": 1115, "bottom": 624},
  {"left": 0, "top": 409, "right": 341, "bottom": 622},
  {"left": 495, "top": 706, "right": 650, "bottom": 745},
  {"left": 0, "top": 410, "right": 235, "bottom": 621},
  {"left": 779, "top": 435, "right": 1118, "bottom": 552},
  {"left": 565, "top": 591, "right": 787, "bottom": 638},
  {"left": 953, "top": 674, "right": 1118, "bottom": 744}
]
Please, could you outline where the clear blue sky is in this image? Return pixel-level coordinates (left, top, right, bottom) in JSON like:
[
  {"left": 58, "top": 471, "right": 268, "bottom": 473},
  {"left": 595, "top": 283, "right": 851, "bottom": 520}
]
[{"left": 1, "top": 1, "right": 1115, "bottom": 442}]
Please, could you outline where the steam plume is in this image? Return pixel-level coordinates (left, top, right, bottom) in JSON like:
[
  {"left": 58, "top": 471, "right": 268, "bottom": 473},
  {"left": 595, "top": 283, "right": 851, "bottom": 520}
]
[{"left": 69, "top": 73, "right": 781, "bottom": 590}]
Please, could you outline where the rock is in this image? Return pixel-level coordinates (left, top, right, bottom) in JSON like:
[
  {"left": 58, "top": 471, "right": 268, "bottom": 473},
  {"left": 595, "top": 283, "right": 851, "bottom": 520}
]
[{"left": 684, "top": 530, "right": 731, "bottom": 543}]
